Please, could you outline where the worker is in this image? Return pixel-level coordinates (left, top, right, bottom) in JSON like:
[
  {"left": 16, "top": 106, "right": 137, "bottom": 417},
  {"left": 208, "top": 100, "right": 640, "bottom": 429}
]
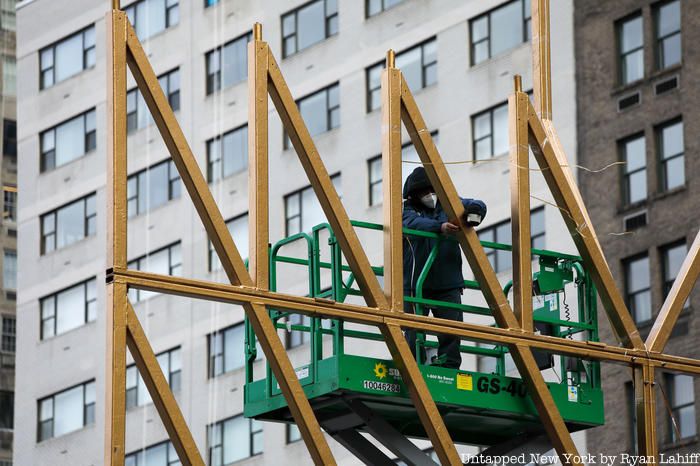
[{"left": 402, "top": 166, "right": 487, "bottom": 369}]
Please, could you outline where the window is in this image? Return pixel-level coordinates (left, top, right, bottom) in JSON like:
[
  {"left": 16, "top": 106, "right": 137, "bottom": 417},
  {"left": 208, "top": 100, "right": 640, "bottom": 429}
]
[
  {"left": 204, "top": 0, "right": 219, "bottom": 7},
  {"left": 661, "top": 241, "right": 687, "bottom": 301},
  {"left": 127, "top": 68, "right": 180, "bottom": 133},
  {"left": 125, "top": 0, "right": 179, "bottom": 41},
  {"left": 3, "top": 186, "right": 16, "bottom": 221},
  {"left": 208, "top": 323, "right": 261, "bottom": 377},
  {"left": 207, "top": 125, "right": 248, "bottom": 182},
  {"left": 367, "top": 132, "right": 438, "bottom": 206},
  {"left": 40, "top": 26, "right": 96, "bottom": 89},
  {"left": 282, "top": 0, "right": 338, "bottom": 58},
  {"left": 207, "top": 415, "right": 263, "bottom": 465},
  {"left": 40, "top": 278, "right": 97, "bottom": 340},
  {"left": 472, "top": 101, "right": 508, "bottom": 160},
  {"left": 2, "top": 249, "right": 15, "bottom": 291},
  {"left": 470, "top": 0, "right": 531, "bottom": 65},
  {"left": 205, "top": 33, "right": 251, "bottom": 94},
  {"left": 40, "top": 193, "right": 97, "bottom": 254},
  {"left": 208, "top": 214, "right": 249, "bottom": 272},
  {"left": 665, "top": 374, "right": 696, "bottom": 441},
  {"left": 657, "top": 118, "right": 684, "bottom": 191},
  {"left": 624, "top": 254, "right": 651, "bottom": 324},
  {"left": 366, "top": 0, "right": 403, "bottom": 17},
  {"left": 620, "top": 134, "right": 646, "bottom": 204},
  {"left": 617, "top": 14, "right": 644, "bottom": 85},
  {"left": 287, "top": 313, "right": 311, "bottom": 349},
  {"left": 1, "top": 316, "right": 13, "bottom": 353},
  {"left": 125, "top": 441, "right": 181, "bottom": 466},
  {"left": 0, "top": 0, "right": 16, "bottom": 33},
  {"left": 284, "top": 83, "right": 339, "bottom": 149},
  {"left": 128, "top": 242, "right": 182, "bottom": 302},
  {"left": 478, "top": 208, "right": 545, "bottom": 273},
  {"left": 3, "top": 119, "right": 16, "bottom": 157},
  {"left": 2, "top": 56, "right": 15, "bottom": 96},
  {"left": 366, "top": 38, "right": 436, "bottom": 112},
  {"left": 654, "top": 0, "right": 681, "bottom": 69},
  {"left": 127, "top": 159, "right": 181, "bottom": 217},
  {"left": 40, "top": 109, "right": 97, "bottom": 171},
  {"left": 286, "top": 424, "right": 301, "bottom": 443},
  {"left": 284, "top": 174, "right": 341, "bottom": 235},
  {"left": 0, "top": 391, "right": 12, "bottom": 430},
  {"left": 126, "top": 347, "right": 181, "bottom": 409},
  {"left": 37, "top": 380, "right": 95, "bottom": 441}
]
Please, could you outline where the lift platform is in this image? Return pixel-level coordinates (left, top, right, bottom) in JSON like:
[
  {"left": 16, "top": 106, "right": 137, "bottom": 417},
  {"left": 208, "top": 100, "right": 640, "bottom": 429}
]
[{"left": 243, "top": 221, "right": 604, "bottom": 460}]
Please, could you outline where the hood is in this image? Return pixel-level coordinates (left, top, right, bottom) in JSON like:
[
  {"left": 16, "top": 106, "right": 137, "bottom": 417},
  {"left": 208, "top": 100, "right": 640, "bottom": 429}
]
[{"left": 402, "top": 166, "right": 433, "bottom": 199}]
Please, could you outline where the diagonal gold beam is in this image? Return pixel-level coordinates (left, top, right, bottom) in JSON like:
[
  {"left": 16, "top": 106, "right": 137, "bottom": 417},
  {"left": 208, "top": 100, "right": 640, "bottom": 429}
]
[
  {"left": 399, "top": 78, "right": 582, "bottom": 465},
  {"left": 266, "top": 52, "right": 388, "bottom": 309},
  {"left": 527, "top": 105, "right": 644, "bottom": 350},
  {"left": 647, "top": 230, "right": 700, "bottom": 352},
  {"left": 509, "top": 78, "right": 533, "bottom": 332},
  {"left": 124, "top": 22, "right": 335, "bottom": 465},
  {"left": 126, "top": 304, "right": 205, "bottom": 466}
]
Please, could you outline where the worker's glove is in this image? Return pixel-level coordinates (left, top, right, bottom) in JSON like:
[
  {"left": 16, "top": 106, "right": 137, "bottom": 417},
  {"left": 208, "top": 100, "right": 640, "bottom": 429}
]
[{"left": 462, "top": 199, "right": 487, "bottom": 227}]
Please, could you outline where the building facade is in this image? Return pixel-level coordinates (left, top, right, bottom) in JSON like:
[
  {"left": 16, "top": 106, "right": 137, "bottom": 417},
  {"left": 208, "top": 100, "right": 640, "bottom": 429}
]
[
  {"left": 575, "top": 0, "right": 699, "bottom": 458},
  {"left": 0, "top": 0, "right": 17, "bottom": 464},
  {"left": 16, "top": 0, "right": 582, "bottom": 464}
]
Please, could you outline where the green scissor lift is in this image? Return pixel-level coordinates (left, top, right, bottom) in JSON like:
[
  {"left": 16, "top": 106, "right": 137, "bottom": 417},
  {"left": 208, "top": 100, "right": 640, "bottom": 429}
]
[{"left": 243, "top": 221, "right": 604, "bottom": 464}]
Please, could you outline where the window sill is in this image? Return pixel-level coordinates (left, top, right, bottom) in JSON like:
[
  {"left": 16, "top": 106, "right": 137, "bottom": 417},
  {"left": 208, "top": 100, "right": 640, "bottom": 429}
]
[
  {"left": 40, "top": 66, "right": 97, "bottom": 93},
  {"left": 660, "top": 435, "right": 698, "bottom": 453},
  {"left": 40, "top": 234, "right": 97, "bottom": 259},
  {"left": 617, "top": 200, "right": 647, "bottom": 216},
  {"left": 283, "top": 126, "right": 340, "bottom": 152},
  {"left": 127, "top": 110, "right": 181, "bottom": 139},
  {"left": 469, "top": 42, "right": 530, "bottom": 70},
  {"left": 39, "top": 149, "right": 96, "bottom": 177},
  {"left": 282, "top": 33, "right": 339, "bottom": 62},
  {"left": 367, "top": 82, "right": 437, "bottom": 115},
  {"left": 128, "top": 197, "right": 180, "bottom": 220},
  {"left": 652, "top": 184, "right": 686, "bottom": 202},
  {"left": 36, "top": 422, "right": 95, "bottom": 445},
  {"left": 204, "top": 79, "right": 246, "bottom": 99},
  {"left": 39, "top": 319, "right": 96, "bottom": 343},
  {"left": 126, "top": 390, "right": 180, "bottom": 413}
]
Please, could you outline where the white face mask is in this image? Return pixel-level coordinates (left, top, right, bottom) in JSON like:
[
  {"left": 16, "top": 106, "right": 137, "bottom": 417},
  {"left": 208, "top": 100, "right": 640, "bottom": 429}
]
[{"left": 420, "top": 193, "right": 437, "bottom": 209}]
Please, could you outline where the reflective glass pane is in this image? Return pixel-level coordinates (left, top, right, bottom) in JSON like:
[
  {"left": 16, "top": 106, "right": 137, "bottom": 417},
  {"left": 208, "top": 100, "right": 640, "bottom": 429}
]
[
  {"left": 531, "top": 209, "right": 545, "bottom": 236},
  {"left": 472, "top": 41, "right": 489, "bottom": 65},
  {"left": 297, "top": 1, "right": 325, "bottom": 51},
  {"left": 633, "top": 290, "right": 651, "bottom": 322},
  {"left": 664, "top": 243, "right": 686, "bottom": 282},
  {"left": 224, "top": 325, "right": 245, "bottom": 372},
  {"left": 660, "top": 33, "right": 681, "bottom": 68},
  {"left": 56, "top": 201, "right": 85, "bottom": 248},
  {"left": 224, "top": 417, "right": 250, "bottom": 463},
  {"left": 678, "top": 405, "right": 696, "bottom": 438},
  {"left": 40, "top": 398, "right": 53, "bottom": 421},
  {"left": 624, "top": 137, "right": 645, "bottom": 172},
  {"left": 623, "top": 50, "right": 644, "bottom": 83},
  {"left": 628, "top": 171, "right": 647, "bottom": 203},
  {"left": 54, "top": 386, "right": 84, "bottom": 436},
  {"left": 40, "top": 48, "right": 53, "bottom": 70},
  {"left": 492, "top": 104, "right": 509, "bottom": 156},
  {"left": 55, "top": 116, "right": 86, "bottom": 167},
  {"left": 54, "top": 34, "right": 83, "bottom": 82},
  {"left": 396, "top": 47, "right": 421, "bottom": 91},
  {"left": 144, "top": 443, "right": 167, "bottom": 466},
  {"left": 299, "top": 91, "right": 328, "bottom": 137},
  {"left": 627, "top": 256, "right": 650, "bottom": 292},
  {"left": 147, "top": 162, "right": 169, "bottom": 210},
  {"left": 621, "top": 16, "right": 643, "bottom": 53},
  {"left": 473, "top": 113, "right": 491, "bottom": 139},
  {"left": 661, "top": 121, "right": 683, "bottom": 158},
  {"left": 474, "top": 138, "right": 492, "bottom": 161},
  {"left": 282, "top": 13, "right": 295, "bottom": 36},
  {"left": 664, "top": 156, "right": 684, "bottom": 190},
  {"left": 490, "top": 1, "right": 523, "bottom": 57},
  {"left": 301, "top": 188, "right": 325, "bottom": 233},
  {"left": 56, "top": 284, "right": 85, "bottom": 335},
  {"left": 222, "top": 37, "right": 248, "bottom": 88},
  {"left": 145, "top": 248, "right": 170, "bottom": 275},
  {"left": 144, "top": 0, "right": 166, "bottom": 39},
  {"left": 229, "top": 216, "right": 249, "bottom": 261},
  {"left": 673, "top": 374, "right": 694, "bottom": 406},
  {"left": 657, "top": 1, "right": 680, "bottom": 38},
  {"left": 222, "top": 127, "right": 247, "bottom": 177},
  {"left": 471, "top": 16, "right": 488, "bottom": 42}
]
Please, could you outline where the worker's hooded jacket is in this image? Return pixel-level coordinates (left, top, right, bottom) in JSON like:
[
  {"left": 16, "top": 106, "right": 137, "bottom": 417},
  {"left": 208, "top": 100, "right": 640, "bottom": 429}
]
[{"left": 402, "top": 168, "right": 487, "bottom": 292}]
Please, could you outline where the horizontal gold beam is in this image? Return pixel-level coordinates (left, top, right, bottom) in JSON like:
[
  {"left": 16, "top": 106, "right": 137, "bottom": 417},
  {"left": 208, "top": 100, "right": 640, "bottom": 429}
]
[{"left": 110, "top": 268, "right": 700, "bottom": 375}]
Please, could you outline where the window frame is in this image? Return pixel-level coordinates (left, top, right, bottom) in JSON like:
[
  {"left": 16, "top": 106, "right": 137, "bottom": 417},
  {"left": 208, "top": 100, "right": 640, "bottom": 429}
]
[
  {"left": 468, "top": 0, "right": 532, "bottom": 66},
  {"left": 365, "top": 0, "right": 404, "bottom": 18},
  {"left": 1, "top": 315, "right": 14, "bottom": 353},
  {"left": 619, "top": 132, "right": 647, "bottom": 205},
  {"left": 206, "top": 322, "right": 260, "bottom": 378},
  {"left": 623, "top": 252, "right": 652, "bottom": 324},
  {"left": 126, "top": 68, "right": 180, "bottom": 133},
  {"left": 283, "top": 173, "right": 341, "bottom": 236},
  {"left": 477, "top": 207, "right": 544, "bottom": 273},
  {"left": 471, "top": 100, "right": 508, "bottom": 161},
  {"left": 665, "top": 373, "right": 696, "bottom": 442},
  {"left": 283, "top": 83, "right": 340, "bottom": 149},
  {"left": 281, "top": 0, "right": 338, "bottom": 58},
  {"left": 208, "top": 213, "right": 249, "bottom": 272},
  {"left": 2, "top": 185, "right": 16, "bottom": 222},
  {"left": 365, "top": 37, "right": 437, "bottom": 112},
  {"left": 127, "top": 242, "right": 182, "bottom": 302},
  {"left": 124, "top": 0, "right": 180, "bottom": 41},
  {"left": 125, "top": 441, "right": 180, "bottom": 466},
  {"left": 207, "top": 414, "right": 263, "bottom": 464},
  {"left": 653, "top": 0, "right": 682, "bottom": 70},
  {"left": 660, "top": 240, "right": 687, "bottom": 300},
  {"left": 126, "top": 346, "right": 181, "bottom": 409},
  {"left": 616, "top": 12, "right": 645, "bottom": 85},
  {"left": 127, "top": 159, "right": 181, "bottom": 217},
  {"left": 40, "top": 108, "right": 97, "bottom": 172},
  {"left": 656, "top": 117, "right": 684, "bottom": 192},
  {"left": 39, "top": 25, "right": 96, "bottom": 90},
  {"left": 37, "top": 379, "right": 95, "bottom": 442},
  {"left": 205, "top": 32, "right": 252, "bottom": 95},
  {"left": 40, "top": 277, "right": 97, "bottom": 340},
  {"left": 40, "top": 193, "right": 97, "bottom": 254},
  {"left": 206, "top": 124, "right": 249, "bottom": 182}
]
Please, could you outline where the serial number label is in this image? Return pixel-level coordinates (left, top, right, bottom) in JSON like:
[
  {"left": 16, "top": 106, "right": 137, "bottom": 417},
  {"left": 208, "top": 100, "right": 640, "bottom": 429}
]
[
  {"left": 476, "top": 376, "right": 528, "bottom": 398},
  {"left": 363, "top": 380, "right": 400, "bottom": 393}
]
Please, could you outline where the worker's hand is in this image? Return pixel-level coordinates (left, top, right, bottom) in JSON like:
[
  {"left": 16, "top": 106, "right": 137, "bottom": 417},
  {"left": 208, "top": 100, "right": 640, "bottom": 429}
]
[{"left": 440, "top": 222, "right": 460, "bottom": 235}]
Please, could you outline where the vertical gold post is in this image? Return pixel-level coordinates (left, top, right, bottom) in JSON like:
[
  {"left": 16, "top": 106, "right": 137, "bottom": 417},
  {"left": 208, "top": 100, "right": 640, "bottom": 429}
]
[
  {"left": 248, "top": 25, "right": 269, "bottom": 289},
  {"left": 112, "top": 0, "right": 120, "bottom": 10},
  {"left": 381, "top": 51, "right": 402, "bottom": 311},
  {"left": 634, "top": 363, "right": 658, "bottom": 462},
  {"left": 510, "top": 75, "right": 532, "bottom": 331},
  {"left": 532, "top": 0, "right": 552, "bottom": 120},
  {"left": 105, "top": 10, "right": 128, "bottom": 466}
]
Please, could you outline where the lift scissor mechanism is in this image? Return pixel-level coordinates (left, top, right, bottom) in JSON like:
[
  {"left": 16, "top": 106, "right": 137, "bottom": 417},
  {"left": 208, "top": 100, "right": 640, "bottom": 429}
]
[{"left": 104, "top": 0, "right": 700, "bottom": 465}]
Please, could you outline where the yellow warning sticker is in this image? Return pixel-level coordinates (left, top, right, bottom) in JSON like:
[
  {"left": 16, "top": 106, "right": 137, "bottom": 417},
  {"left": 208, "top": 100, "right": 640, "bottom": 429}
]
[{"left": 456, "top": 373, "right": 473, "bottom": 391}]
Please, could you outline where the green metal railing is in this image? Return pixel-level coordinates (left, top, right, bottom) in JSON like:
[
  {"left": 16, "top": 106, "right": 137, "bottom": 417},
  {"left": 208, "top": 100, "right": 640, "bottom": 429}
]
[{"left": 245, "top": 220, "right": 601, "bottom": 390}]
